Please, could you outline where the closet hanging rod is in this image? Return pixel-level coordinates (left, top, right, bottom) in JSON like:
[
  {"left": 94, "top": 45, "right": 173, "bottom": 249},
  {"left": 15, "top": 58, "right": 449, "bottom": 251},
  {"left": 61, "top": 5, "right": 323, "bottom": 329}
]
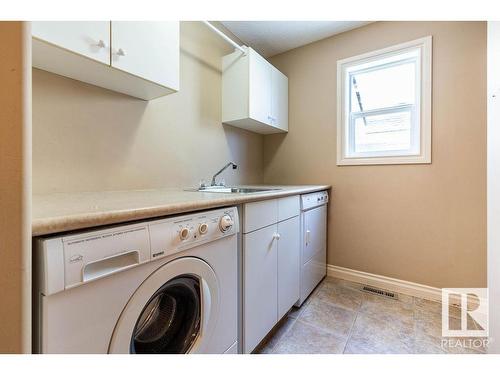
[{"left": 202, "top": 21, "right": 247, "bottom": 54}]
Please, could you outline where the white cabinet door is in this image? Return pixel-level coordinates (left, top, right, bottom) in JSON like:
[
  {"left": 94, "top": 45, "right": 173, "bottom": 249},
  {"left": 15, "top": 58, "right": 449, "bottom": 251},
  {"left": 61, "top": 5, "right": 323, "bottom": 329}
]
[
  {"left": 248, "top": 48, "right": 272, "bottom": 126},
  {"left": 303, "top": 205, "right": 327, "bottom": 264},
  {"left": 222, "top": 47, "right": 288, "bottom": 134},
  {"left": 111, "top": 21, "right": 179, "bottom": 90},
  {"left": 32, "top": 21, "right": 110, "bottom": 65},
  {"left": 271, "top": 66, "right": 289, "bottom": 131},
  {"left": 243, "top": 224, "right": 278, "bottom": 353},
  {"left": 277, "top": 216, "right": 300, "bottom": 320}
]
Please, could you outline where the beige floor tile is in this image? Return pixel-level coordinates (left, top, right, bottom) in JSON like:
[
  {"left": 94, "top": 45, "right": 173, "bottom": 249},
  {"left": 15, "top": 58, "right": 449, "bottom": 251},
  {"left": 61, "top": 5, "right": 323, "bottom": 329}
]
[
  {"left": 415, "top": 309, "right": 478, "bottom": 339},
  {"left": 284, "top": 278, "right": 325, "bottom": 321},
  {"left": 414, "top": 297, "right": 441, "bottom": 314},
  {"left": 359, "top": 292, "right": 414, "bottom": 324},
  {"left": 414, "top": 297, "right": 461, "bottom": 318},
  {"left": 273, "top": 321, "right": 347, "bottom": 354},
  {"left": 413, "top": 333, "right": 447, "bottom": 354},
  {"left": 288, "top": 291, "right": 315, "bottom": 319},
  {"left": 253, "top": 278, "right": 488, "bottom": 355},
  {"left": 325, "top": 277, "right": 364, "bottom": 291},
  {"left": 299, "top": 298, "right": 356, "bottom": 337},
  {"left": 414, "top": 307, "right": 486, "bottom": 354},
  {"left": 314, "top": 281, "right": 363, "bottom": 312},
  {"left": 254, "top": 316, "right": 297, "bottom": 354},
  {"left": 344, "top": 313, "right": 415, "bottom": 354},
  {"left": 414, "top": 309, "right": 445, "bottom": 338},
  {"left": 398, "top": 293, "right": 416, "bottom": 305}
]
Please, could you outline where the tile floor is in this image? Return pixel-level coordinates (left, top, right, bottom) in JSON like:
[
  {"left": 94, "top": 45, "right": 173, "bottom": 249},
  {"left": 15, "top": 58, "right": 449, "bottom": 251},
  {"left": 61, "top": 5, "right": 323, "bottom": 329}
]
[{"left": 255, "top": 277, "right": 487, "bottom": 354}]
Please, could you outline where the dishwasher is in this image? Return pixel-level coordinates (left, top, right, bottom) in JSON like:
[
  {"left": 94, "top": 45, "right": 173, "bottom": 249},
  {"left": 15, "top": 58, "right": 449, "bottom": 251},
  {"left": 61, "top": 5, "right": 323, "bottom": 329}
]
[{"left": 296, "top": 190, "right": 329, "bottom": 306}]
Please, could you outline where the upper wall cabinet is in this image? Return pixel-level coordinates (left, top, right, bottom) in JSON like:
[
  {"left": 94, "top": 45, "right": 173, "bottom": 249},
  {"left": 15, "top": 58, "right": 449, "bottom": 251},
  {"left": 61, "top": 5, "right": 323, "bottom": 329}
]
[
  {"left": 32, "top": 22, "right": 111, "bottom": 64},
  {"left": 110, "top": 22, "right": 179, "bottom": 90},
  {"left": 222, "top": 47, "right": 288, "bottom": 134},
  {"left": 32, "top": 21, "right": 179, "bottom": 100}
]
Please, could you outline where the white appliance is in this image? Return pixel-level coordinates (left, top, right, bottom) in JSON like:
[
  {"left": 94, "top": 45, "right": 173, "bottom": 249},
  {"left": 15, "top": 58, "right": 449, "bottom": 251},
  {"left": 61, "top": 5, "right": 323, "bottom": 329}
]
[
  {"left": 296, "top": 191, "right": 328, "bottom": 306},
  {"left": 34, "top": 207, "right": 239, "bottom": 354}
]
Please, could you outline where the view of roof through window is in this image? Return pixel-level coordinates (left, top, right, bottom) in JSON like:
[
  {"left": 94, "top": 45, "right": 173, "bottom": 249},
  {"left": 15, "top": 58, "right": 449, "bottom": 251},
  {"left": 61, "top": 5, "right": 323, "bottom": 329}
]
[{"left": 347, "top": 49, "right": 419, "bottom": 154}]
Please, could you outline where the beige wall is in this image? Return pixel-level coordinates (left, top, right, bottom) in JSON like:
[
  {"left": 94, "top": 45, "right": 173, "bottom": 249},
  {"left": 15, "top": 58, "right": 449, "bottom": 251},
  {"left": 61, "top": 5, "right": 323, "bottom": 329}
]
[
  {"left": 31, "top": 21, "right": 488, "bottom": 288},
  {"left": 265, "top": 21, "right": 486, "bottom": 288},
  {"left": 33, "top": 22, "right": 263, "bottom": 195},
  {"left": 0, "top": 22, "right": 31, "bottom": 353}
]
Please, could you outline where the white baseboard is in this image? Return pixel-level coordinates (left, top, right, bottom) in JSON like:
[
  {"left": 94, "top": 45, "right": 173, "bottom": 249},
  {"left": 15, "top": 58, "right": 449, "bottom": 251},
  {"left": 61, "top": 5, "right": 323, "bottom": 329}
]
[{"left": 327, "top": 264, "right": 443, "bottom": 302}]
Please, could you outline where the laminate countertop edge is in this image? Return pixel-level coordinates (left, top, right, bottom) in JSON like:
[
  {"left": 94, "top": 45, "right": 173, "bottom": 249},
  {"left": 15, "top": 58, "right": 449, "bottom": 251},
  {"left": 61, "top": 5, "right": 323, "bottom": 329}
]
[{"left": 32, "top": 185, "right": 331, "bottom": 236}]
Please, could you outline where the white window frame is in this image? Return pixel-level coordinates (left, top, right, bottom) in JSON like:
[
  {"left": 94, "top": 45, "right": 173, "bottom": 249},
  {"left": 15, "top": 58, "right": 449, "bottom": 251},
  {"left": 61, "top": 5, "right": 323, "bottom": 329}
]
[{"left": 336, "top": 36, "right": 432, "bottom": 166}]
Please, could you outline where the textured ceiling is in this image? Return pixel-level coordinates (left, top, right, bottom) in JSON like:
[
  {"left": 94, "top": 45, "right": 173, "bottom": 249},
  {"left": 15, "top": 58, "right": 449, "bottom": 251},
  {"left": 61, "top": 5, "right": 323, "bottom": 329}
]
[{"left": 221, "top": 21, "right": 372, "bottom": 57}]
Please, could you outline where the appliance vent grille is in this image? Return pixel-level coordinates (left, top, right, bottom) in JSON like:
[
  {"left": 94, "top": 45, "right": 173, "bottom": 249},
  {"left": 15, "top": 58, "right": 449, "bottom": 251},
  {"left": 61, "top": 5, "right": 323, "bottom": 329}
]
[{"left": 361, "top": 285, "right": 398, "bottom": 300}]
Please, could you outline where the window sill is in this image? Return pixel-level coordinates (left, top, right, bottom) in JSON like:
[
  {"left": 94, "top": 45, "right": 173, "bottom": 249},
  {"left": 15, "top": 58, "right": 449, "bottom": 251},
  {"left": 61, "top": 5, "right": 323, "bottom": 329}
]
[{"left": 337, "top": 154, "right": 431, "bottom": 166}]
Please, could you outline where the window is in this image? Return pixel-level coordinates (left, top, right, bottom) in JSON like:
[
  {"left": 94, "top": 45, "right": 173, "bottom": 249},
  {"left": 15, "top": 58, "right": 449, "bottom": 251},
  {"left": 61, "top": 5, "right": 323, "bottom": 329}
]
[{"left": 337, "top": 36, "right": 432, "bottom": 165}]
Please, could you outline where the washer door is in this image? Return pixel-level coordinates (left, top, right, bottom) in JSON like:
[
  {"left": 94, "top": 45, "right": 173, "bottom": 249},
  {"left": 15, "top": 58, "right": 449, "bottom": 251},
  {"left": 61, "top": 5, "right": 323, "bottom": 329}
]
[{"left": 108, "top": 257, "right": 220, "bottom": 354}]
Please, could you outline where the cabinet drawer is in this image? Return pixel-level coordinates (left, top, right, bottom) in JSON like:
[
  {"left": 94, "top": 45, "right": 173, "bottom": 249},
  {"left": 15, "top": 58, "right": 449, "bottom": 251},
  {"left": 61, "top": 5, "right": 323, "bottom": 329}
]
[
  {"left": 278, "top": 195, "right": 300, "bottom": 222},
  {"left": 243, "top": 199, "right": 278, "bottom": 233}
]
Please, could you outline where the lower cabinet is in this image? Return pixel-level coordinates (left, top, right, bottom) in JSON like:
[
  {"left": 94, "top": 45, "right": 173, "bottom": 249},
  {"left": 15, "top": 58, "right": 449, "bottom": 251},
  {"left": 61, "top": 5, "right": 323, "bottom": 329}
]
[
  {"left": 242, "top": 196, "right": 300, "bottom": 353},
  {"left": 243, "top": 224, "right": 278, "bottom": 353},
  {"left": 277, "top": 216, "right": 300, "bottom": 320}
]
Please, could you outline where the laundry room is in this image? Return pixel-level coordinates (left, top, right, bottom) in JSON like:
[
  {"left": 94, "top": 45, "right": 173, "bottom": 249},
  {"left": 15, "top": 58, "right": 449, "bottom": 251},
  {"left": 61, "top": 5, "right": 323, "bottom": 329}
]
[{"left": 0, "top": 0, "right": 498, "bottom": 373}]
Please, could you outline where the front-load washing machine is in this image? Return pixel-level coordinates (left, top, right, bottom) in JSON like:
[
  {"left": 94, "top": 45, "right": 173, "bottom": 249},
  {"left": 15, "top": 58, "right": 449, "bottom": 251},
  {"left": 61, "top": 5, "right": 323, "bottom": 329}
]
[{"left": 33, "top": 206, "right": 239, "bottom": 354}]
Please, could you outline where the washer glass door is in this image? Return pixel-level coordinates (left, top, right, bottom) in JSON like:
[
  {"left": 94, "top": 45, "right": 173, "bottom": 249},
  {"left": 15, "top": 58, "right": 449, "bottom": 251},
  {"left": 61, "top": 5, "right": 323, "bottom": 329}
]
[
  {"left": 131, "top": 276, "right": 201, "bottom": 354},
  {"left": 108, "top": 257, "right": 219, "bottom": 354}
]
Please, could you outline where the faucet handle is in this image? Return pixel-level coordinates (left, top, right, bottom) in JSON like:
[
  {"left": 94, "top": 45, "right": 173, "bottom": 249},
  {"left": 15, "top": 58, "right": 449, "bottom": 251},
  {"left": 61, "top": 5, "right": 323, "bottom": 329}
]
[{"left": 199, "top": 179, "right": 207, "bottom": 189}]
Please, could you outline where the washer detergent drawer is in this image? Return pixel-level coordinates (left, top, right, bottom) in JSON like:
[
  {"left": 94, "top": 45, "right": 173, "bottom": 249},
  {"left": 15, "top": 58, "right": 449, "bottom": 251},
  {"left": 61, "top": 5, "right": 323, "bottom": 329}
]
[
  {"left": 302, "top": 205, "right": 327, "bottom": 264},
  {"left": 62, "top": 225, "right": 151, "bottom": 290}
]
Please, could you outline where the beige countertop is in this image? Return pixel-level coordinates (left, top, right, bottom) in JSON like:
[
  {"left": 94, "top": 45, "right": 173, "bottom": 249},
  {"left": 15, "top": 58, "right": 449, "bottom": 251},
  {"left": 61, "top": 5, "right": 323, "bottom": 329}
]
[{"left": 32, "top": 185, "right": 331, "bottom": 236}]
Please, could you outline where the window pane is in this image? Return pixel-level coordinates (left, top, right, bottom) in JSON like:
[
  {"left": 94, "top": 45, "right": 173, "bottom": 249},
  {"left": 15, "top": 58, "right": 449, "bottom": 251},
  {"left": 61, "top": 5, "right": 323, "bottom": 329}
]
[
  {"left": 352, "top": 110, "right": 413, "bottom": 154},
  {"left": 350, "top": 60, "right": 416, "bottom": 112}
]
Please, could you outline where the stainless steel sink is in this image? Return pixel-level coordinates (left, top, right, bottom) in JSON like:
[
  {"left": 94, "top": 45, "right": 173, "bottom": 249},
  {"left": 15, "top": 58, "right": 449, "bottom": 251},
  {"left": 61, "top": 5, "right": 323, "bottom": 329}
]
[{"left": 195, "top": 186, "right": 281, "bottom": 194}]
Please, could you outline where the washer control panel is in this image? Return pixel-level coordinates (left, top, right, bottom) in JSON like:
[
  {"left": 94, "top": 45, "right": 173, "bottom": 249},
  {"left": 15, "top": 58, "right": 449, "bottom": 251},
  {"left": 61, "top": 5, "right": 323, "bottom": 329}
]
[
  {"left": 148, "top": 206, "right": 239, "bottom": 260},
  {"left": 36, "top": 206, "right": 239, "bottom": 295}
]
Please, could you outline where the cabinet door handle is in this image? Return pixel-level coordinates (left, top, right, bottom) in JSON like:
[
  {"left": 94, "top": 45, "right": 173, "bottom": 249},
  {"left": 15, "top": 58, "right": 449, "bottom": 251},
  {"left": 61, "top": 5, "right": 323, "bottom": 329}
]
[
  {"left": 116, "top": 48, "right": 126, "bottom": 56},
  {"left": 273, "top": 233, "right": 281, "bottom": 240},
  {"left": 96, "top": 39, "right": 106, "bottom": 49},
  {"left": 306, "top": 230, "right": 311, "bottom": 245}
]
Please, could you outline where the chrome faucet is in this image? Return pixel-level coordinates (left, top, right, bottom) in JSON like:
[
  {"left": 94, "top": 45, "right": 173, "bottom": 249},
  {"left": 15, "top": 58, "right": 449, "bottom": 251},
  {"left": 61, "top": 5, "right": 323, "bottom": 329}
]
[{"left": 210, "top": 162, "right": 238, "bottom": 187}]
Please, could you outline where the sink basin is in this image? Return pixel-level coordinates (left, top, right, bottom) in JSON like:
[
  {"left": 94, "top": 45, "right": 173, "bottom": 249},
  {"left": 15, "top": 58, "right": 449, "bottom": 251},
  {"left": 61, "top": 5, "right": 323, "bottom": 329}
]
[{"left": 195, "top": 186, "right": 281, "bottom": 194}]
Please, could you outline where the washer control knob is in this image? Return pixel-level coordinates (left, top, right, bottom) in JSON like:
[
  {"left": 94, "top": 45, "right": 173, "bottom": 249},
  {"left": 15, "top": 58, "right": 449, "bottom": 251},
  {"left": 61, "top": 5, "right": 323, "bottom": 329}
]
[
  {"left": 219, "top": 214, "right": 234, "bottom": 233},
  {"left": 179, "top": 227, "right": 190, "bottom": 240},
  {"left": 199, "top": 223, "right": 208, "bottom": 235}
]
